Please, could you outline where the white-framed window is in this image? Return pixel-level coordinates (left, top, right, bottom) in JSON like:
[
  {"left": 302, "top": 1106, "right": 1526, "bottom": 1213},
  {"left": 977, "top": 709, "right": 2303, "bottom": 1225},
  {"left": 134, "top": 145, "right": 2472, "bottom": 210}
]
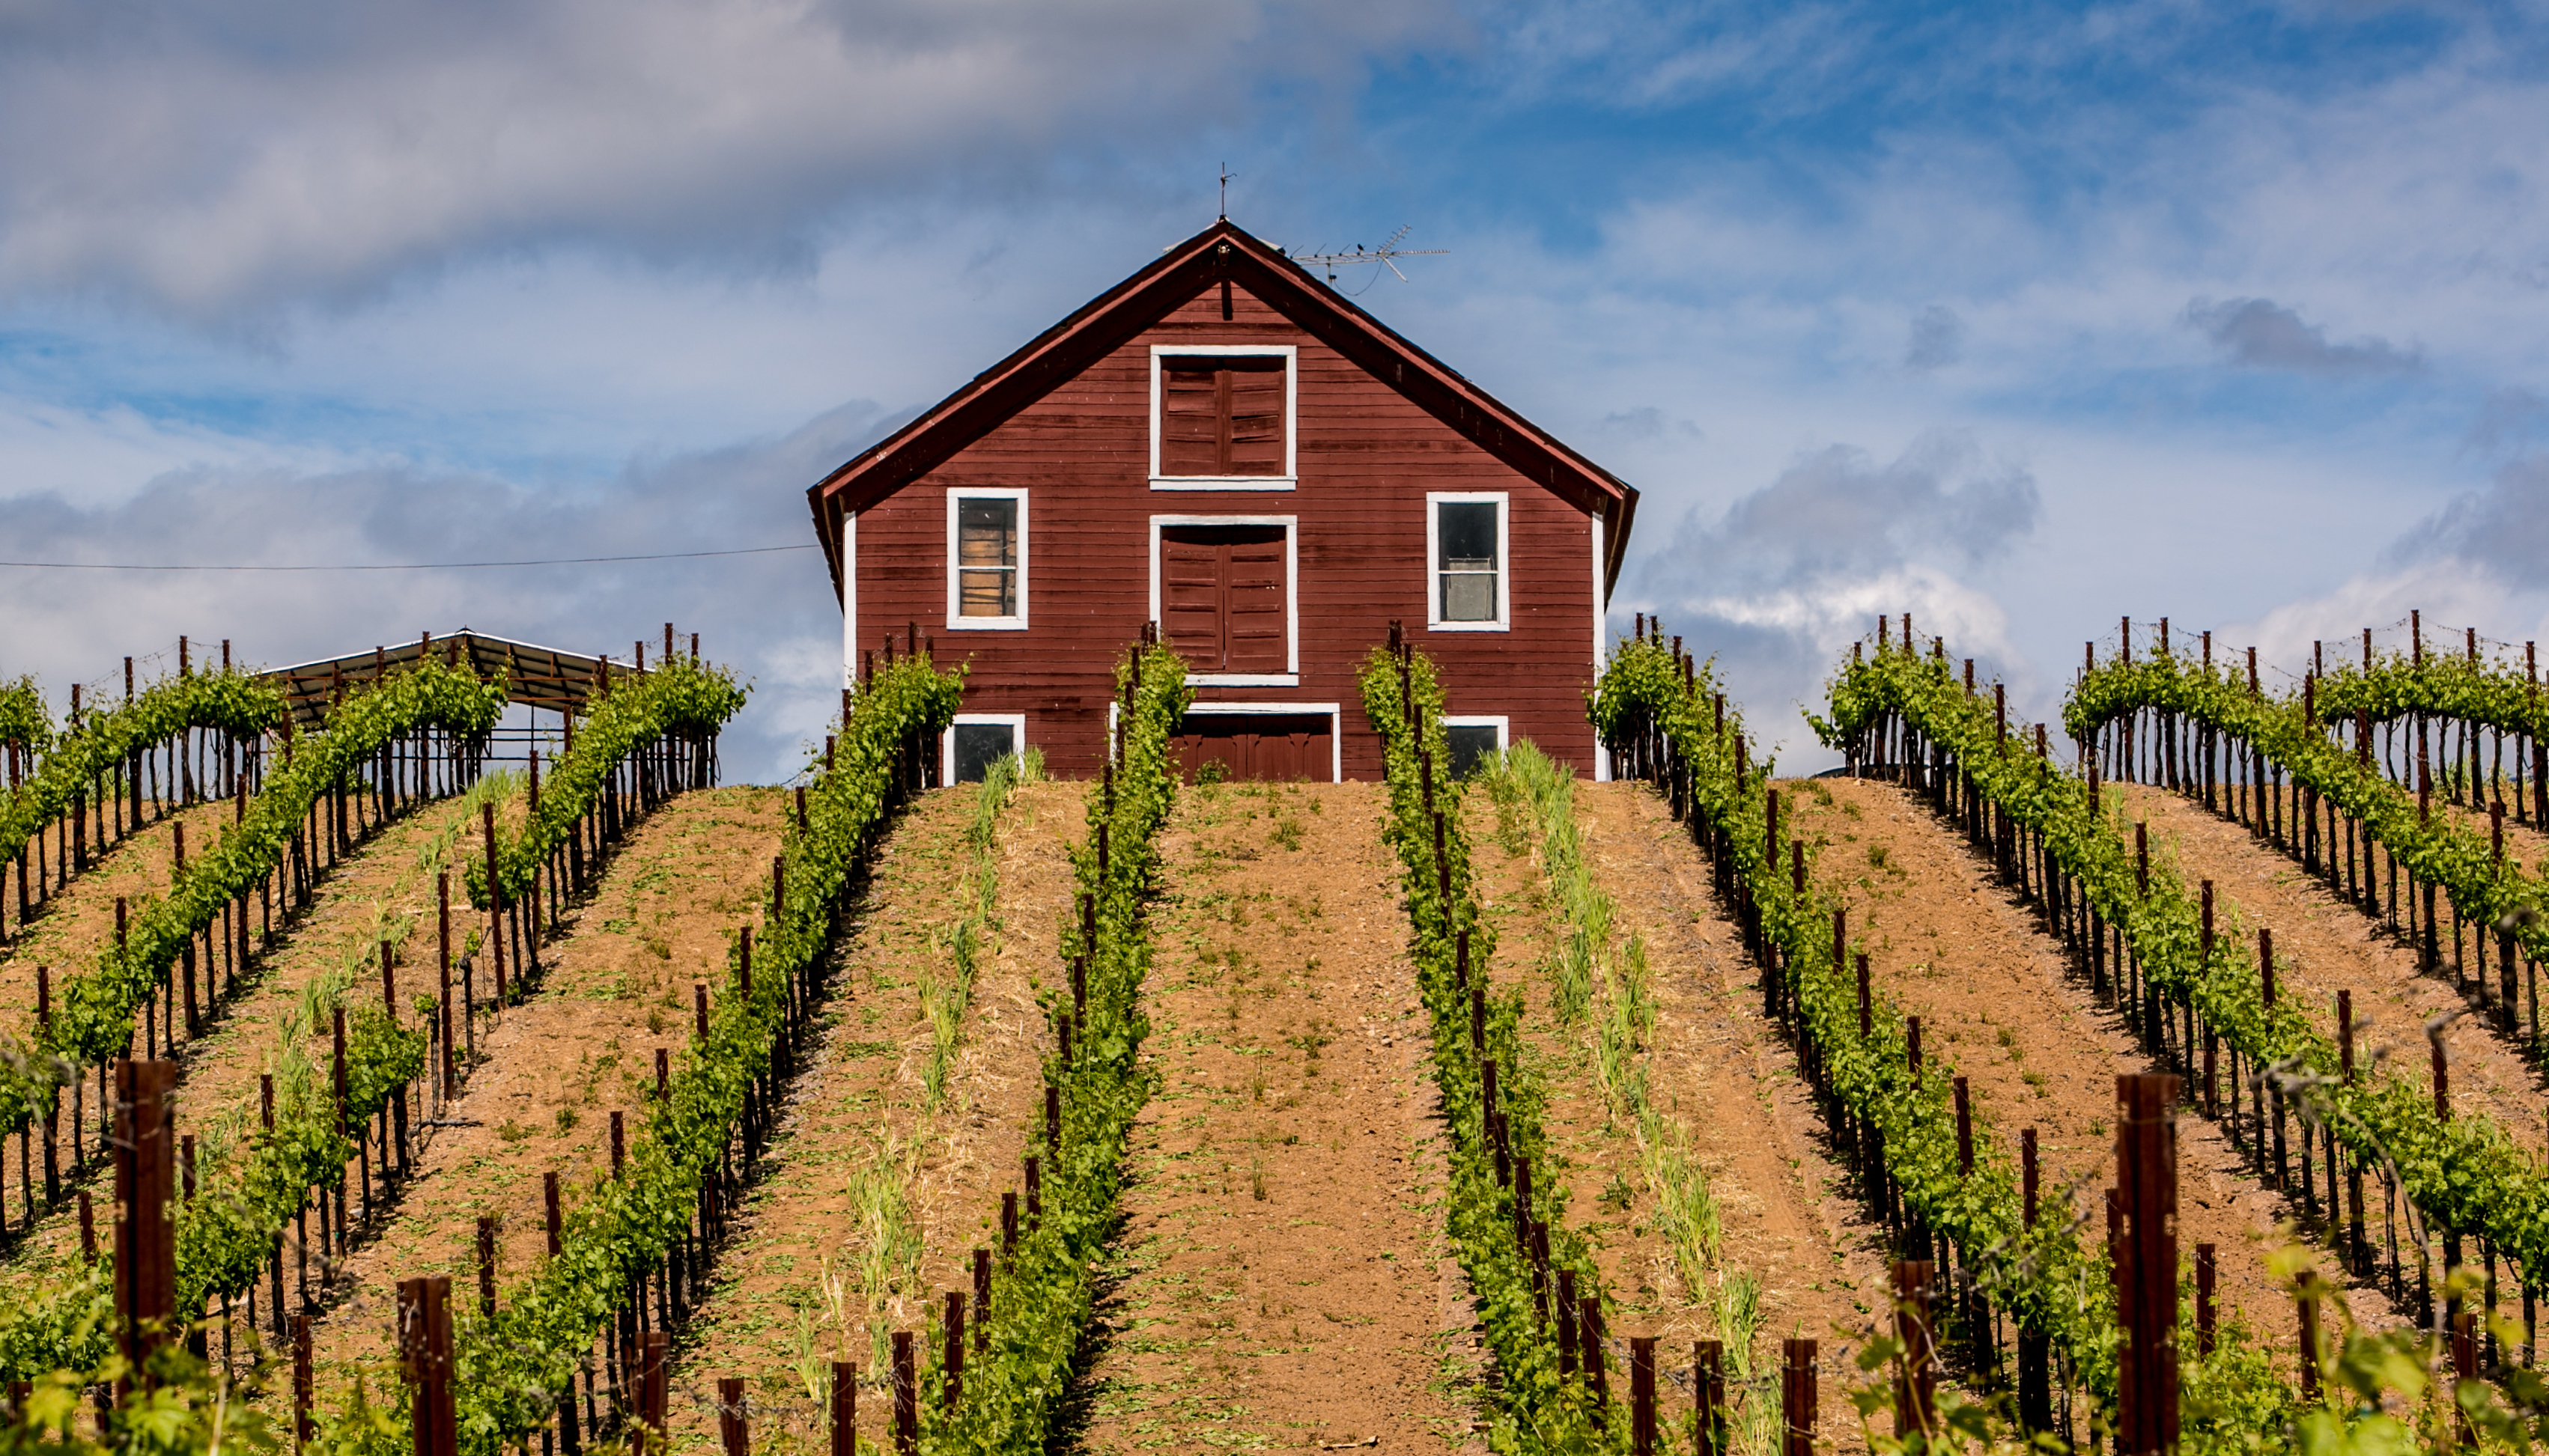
[
  {"left": 945, "top": 489, "right": 1028, "bottom": 630},
  {"left": 1427, "top": 492, "right": 1509, "bottom": 631},
  {"left": 1149, "top": 344, "right": 1297, "bottom": 490},
  {"left": 942, "top": 713, "right": 1028, "bottom": 785},
  {"left": 1149, "top": 514, "right": 1298, "bottom": 686},
  {"left": 1441, "top": 716, "right": 1510, "bottom": 779}
]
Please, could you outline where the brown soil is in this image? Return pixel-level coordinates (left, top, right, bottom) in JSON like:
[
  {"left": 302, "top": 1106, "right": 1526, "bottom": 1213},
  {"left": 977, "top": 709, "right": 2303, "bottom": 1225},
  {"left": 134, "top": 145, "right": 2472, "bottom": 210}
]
[
  {"left": 664, "top": 779, "right": 1081, "bottom": 1454},
  {"left": 1776, "top": 775, "right": 2353, "bottom": 1357},
  {"left": 0, "top": 797, "right": 246, "bottom": 1045},
  {"left": 304, "top": 786, "right": 786, "bottom": 1399},
  {"left": 0, "top": 788, "right": 508, "bottom": 1282},
  {"left": 1457, "top": 778, "right": 1887, "bottom": 1404},
  {"left": 1069, "top": 781, "right": 1469, "bottom": 1455},
  {"left": 2117, "top": 784, "right": 2549, "bottom": 1156}
]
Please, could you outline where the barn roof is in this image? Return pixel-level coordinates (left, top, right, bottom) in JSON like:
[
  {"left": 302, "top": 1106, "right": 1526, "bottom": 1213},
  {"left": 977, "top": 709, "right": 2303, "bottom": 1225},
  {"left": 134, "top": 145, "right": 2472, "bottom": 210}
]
[
  {"left": 262, "top": 630, "right": 638, "bottom": 728},
  {"left": 806, "top": 217, "right": 1638, "bottom": 599}
]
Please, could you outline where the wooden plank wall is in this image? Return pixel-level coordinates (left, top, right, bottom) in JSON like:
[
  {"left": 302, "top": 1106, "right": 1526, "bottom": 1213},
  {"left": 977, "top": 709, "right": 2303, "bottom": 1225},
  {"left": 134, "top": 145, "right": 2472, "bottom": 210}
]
[{"left": 851, "top": 283, "right": 1602, "bottom": 780}]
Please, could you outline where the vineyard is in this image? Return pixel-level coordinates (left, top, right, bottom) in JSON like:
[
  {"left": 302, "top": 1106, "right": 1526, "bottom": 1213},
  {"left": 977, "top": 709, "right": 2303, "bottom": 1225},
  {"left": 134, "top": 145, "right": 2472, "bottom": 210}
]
[{"left": 10, "top": 612, "right": 2549, "bottom": 1456}]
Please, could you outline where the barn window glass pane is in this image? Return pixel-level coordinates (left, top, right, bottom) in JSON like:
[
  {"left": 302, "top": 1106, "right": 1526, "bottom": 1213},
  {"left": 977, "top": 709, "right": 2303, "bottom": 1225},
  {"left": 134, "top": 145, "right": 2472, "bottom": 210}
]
[
  {"left": 952, "top": 723, "right": 1016, "bottom": 783},
  {"left": 1438, "top": 501, "right": 1498, "bottom": 622},
  {"left": 957, "top": 497, "right": 1018, "bottom": 618},
  {"left": 1445, "top": 725, "right": 1501, "bottom": 779}
]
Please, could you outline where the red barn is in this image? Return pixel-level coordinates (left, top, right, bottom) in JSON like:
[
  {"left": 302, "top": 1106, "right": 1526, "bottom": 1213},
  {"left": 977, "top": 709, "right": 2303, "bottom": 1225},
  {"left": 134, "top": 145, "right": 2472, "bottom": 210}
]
[{"left": 806, "top": 219, "right": 1638, "bottom": 782}]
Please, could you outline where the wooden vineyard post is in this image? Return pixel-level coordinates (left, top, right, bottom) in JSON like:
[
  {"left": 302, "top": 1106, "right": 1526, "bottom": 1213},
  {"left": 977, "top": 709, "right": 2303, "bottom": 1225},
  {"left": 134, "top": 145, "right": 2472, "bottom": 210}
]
[
  {"left": 893, "top": 1331, "right": 917, "bottom": 1456},
  {"left": 397, "top": 1276, "right": 457, "bottom": 1456},
  {"left": 639, "top": 1332, "right": 668, "bottom": 1456},
  {"left": 942, "top": 1290, "right": 965, "bottom": 1409},
  {"left": 1780, "top": 1338, "right": 1816, "bottom": 1456},
  {"left": 1694, "top": 1341, "right": 1725, "bottom": 1456},
  {"left": 545, "top": 1172, "right": 562, "bottom": 1255},
  {"left": 2016, "top": 1122, "right": 2053, "bottom": 1427},
  {"left": 830, "top": 1361, "right": 857, "bottom": 1456},
  {"left": 973, "top": 1248, "right": 991, "bottom": 1353},
  {"left": 115, "top": 1059, "right": 177, "bottom": 1393},
  {"left": 2431, "top": 1022, "right": 2452, "bottom": 1122},
  {"left": 438, "top": 874, "right": 456, "bottom": 1101},
  {"left": 2453, "top": 1310, "right": 2479, "bottom": 1448},
  {"left": 2297, "top": 1276, "right": 2323, "bottom": 1401},
  {"left": 293, "top": 1312, "right": 314, "bottom": 1452},
  {"left": 1629, "top": 1336, "right": 1656, "bottom": 1456},
  {"left": 1579, "top": 1294, "right": 1608, "bottom": 1408},
  {"left": 477, "top": 1216, "right": 496, "bottom": 1316},
  {"left": 1894, "top": 1261, "right": 1936, "bottom": 1439},
  {"left": 718, "top": 1377, "right": 748, "bottom": 1456},
  {"left": 2196, "top": 1243, "right": 2216, "bottom": 1355},
  {"left": 2115, "top": 1074, "right": 2181, "bottom": 1455}
]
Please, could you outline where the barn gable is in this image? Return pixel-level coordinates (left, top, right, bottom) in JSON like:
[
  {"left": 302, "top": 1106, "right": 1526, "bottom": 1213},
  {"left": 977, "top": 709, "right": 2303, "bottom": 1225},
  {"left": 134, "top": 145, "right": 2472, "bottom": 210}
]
[{"left": 806, "top": 219, "right": 1637, "bottom": 597}]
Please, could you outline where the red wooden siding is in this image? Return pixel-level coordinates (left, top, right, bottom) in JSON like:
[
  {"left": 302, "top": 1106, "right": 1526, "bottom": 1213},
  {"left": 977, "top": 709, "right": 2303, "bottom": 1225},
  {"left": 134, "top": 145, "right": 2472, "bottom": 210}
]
[{"left": 848, "top": 281, "right": 1601, "bottom": 779}]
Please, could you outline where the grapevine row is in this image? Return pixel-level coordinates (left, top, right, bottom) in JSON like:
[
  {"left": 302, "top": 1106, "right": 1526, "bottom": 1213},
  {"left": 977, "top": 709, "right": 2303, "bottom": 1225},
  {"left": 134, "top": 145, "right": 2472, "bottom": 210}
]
[
  {"left": 2, "top": 659, "right": 286, "bottom": 942},
  {"left": 1836, "top": 637, "right": 2549, "bottom": 1328},
  {"left": 440, "top": 654, "right": 961, "bottom": 1456},
  {"left": 2068, "top": 643, "right": 2548, "bottom": 1050},
  {"left": 1370, "top": 642, "right": 1726, "bottom": 1455},
  {"left": 0, "top": 656, "right": 517, "bottom": 1377},
  {"left": 918, "top": 636, "right": 1187, "bottom": 1453}
]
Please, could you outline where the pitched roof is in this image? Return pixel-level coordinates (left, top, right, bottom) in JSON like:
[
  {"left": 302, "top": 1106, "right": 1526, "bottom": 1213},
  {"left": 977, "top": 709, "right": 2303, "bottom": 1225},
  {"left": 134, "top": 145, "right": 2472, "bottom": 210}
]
[
  {"left": 262, "top": 630, "right": 641, "bottom": 727},
  {"left": 806, "top": 217, "right": 1638, "bottom": 598}
]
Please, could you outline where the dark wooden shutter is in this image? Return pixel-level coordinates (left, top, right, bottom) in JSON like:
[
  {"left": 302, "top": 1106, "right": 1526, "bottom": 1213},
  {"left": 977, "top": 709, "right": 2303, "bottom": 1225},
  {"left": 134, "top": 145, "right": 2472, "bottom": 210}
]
[
  {"left": 1225, "top": 362, "right": 1285, "bottom": 475},
  {"left": 1159, "top": 356, "right": 1286, "bottom": 476},
  {"left": 1161, "top": 531, "right": 1228, "bottom": 665},
  {"left": 1159, "top": 365, "right": 1224, "bottom": 475},
  {"left": 1160, "top": 524, "right": 1287, "bottom": 673},
  {"left": 1223, "top": 533, "right": 1286, "bottom": 672}
]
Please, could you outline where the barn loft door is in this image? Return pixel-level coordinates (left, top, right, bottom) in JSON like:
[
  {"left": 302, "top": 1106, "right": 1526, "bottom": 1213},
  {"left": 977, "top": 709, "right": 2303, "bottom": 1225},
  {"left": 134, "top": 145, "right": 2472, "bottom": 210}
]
[
  {"left": 1160, "top": 356, "right": 1285, "bottom": 476},
  {"left": 1161, "top": 524, "right": 1287, "bottom": 674}
]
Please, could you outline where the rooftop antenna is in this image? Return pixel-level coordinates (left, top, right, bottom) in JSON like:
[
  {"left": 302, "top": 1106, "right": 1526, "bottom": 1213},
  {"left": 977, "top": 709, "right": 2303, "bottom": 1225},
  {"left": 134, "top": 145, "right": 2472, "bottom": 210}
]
[{"left": 1291, "top": 226, "right": 1447, "bottom": 287}]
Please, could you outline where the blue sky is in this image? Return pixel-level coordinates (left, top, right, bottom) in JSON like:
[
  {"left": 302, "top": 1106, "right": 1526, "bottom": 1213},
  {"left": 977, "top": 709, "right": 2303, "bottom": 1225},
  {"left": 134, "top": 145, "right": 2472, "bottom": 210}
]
[{"left": 3, "top": 0, "right": 2546, "bottom": 776}]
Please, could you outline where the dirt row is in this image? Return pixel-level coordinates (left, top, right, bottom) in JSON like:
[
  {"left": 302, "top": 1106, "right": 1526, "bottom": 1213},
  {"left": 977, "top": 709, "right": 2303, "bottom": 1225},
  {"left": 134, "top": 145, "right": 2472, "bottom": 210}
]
[
  {"left": 1774, "top": 775, "right": 2360, "bottom": 1360},
  {"left": 0, "top": 784, "right": 530, "bottom": 1286},
  {"left": 309, "top": 785, "right": 786, "bottom": 1397},
  {"left": 2119, "top": 785, "right": 2549, "bottom": 1159},
  {"left": 0, "top": 797, "right": 246, "bottom": 1047},
  {"left": 1456, "top": 778, "right": 1886, "bottom": 1404},
  {"left": 663, "top": 780, "right": 1072, "bottom": 1453},
  {"left": 1066, "top": 780, "right": 1468, "bottom": 1455}
]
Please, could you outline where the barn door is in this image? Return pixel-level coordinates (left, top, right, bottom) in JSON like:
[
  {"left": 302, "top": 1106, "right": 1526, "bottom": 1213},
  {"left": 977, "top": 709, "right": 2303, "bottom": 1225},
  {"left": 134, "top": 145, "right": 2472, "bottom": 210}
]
[
  {"left": 1160, "top": 524, "right": 1287, "bottom": 674},
  {"left": 1172, "top": 713, "right": 1333, "bottom": 782}
]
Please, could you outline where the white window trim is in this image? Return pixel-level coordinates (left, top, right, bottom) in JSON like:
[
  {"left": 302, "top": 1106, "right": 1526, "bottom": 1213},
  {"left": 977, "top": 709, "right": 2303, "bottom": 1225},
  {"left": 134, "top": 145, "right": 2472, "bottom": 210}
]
[
  {"left": 839, "top": 508, "right": 859, "bottom": 690},
  {"left": 1149, "top": 514, "right": 1299, "bottom": 686},
  {"left": 1592, "top": 514, "right": 1611, "bottom": 782},
  {"left": 945, "top": 487, "right": 1030, "bottom": 631},
  {"left": 1177, "top": 701, "right": 1344, "bottom": 783},
  {"left": 1149, "top": 344, "right": 1298, "bottom": 490},
  {"left": 941, "top": 713, "right": 1029, "bottom": 785},
  {"left": 1426, "top": 491, "right": 1511, "bottom": 632}
]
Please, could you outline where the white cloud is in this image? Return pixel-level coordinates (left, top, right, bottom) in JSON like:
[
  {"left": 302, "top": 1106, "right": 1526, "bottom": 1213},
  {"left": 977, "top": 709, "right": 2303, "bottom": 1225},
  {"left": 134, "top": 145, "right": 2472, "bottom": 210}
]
[
  {"left": 0, "top": 0, "right": 1450, "bottom": 317},
  {"left": 0, "top": 400, "right": 890, "bottom": 780}
]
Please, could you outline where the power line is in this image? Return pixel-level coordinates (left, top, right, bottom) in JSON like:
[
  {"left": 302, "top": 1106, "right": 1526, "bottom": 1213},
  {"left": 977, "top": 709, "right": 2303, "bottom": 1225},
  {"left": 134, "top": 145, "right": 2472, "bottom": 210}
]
[{"left": 0, "top": 544, "right": 821, "bottom": 573}]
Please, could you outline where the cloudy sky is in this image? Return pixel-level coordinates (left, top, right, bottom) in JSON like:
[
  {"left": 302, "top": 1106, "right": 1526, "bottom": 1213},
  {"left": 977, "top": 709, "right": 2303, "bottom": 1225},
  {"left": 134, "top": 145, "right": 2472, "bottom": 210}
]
[{"left": 4, "top": 0, "right": 2546, "bottom": 776}]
